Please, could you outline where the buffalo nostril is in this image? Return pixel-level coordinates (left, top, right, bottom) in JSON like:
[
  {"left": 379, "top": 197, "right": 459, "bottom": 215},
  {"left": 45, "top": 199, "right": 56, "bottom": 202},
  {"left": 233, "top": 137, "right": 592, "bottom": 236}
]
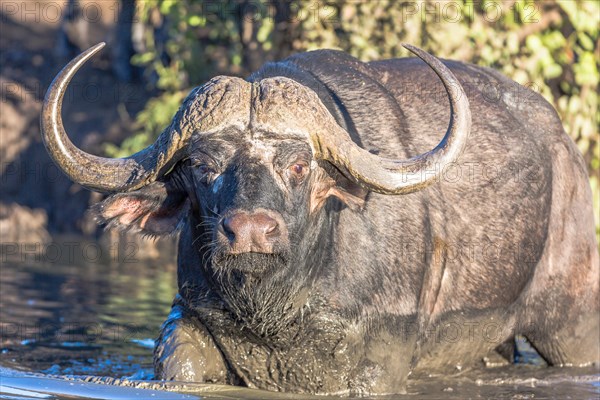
[
  {"left": 222, "top": 217, "right": 237, "bottom": 239},
  {"left": 263, "top": 218, "right": 278, "bottom": 236}
]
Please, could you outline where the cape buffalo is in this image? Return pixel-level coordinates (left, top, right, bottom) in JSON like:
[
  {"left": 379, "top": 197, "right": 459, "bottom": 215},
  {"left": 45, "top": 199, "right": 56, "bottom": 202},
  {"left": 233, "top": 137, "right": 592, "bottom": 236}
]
[{"left": 41, "top": 43, "right": 599, "bottom": 395}]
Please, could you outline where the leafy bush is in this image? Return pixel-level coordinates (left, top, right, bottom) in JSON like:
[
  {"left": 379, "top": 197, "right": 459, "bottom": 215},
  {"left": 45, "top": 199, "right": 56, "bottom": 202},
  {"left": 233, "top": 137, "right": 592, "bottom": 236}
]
[{"left": 109, "top": 0, "right": 599, "bottom": 237}]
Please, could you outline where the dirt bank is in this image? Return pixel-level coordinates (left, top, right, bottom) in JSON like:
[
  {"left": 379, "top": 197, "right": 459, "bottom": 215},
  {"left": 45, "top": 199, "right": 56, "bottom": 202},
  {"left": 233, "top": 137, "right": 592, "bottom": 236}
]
[{"left": 1, "top": 1, "right": 157, "bottom": 248}]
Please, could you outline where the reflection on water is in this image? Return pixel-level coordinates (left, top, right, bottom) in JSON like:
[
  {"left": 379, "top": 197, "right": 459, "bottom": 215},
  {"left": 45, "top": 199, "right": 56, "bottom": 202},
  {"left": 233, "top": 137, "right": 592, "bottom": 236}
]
[
  {"left": 0, "top": 242, "right": 177, "bottom": 379},
  {"left": 1, "top": 239, "right": 599, "bottom": 399}
]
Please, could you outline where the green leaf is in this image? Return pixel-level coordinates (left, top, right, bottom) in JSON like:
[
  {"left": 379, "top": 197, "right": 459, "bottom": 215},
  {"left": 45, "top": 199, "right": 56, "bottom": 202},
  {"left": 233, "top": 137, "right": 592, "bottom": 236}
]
[
  {"left": 543, "top": 63, "right": 562, "bottom": 79},
  {"left": 159, "top": 0, "right": 176, "bottom": 14},
  {"left": 188, "top": 15, "right": 204, "bottom": 27},
  {"left": 577, "top": 32, "right": 594, "bottom": 51},
  {"left": 574, "top": 52, "right": 600, "bottom": 86},
  {"left": 525, "top": 35, "right": 542, "bottom": 52}
]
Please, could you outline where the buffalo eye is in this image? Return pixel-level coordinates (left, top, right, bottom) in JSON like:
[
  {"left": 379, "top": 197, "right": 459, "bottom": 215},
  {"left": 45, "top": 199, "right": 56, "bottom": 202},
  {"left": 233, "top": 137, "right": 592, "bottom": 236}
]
[
  {"left": 286, "top": 161, "right": 309, "bottom": 185},
  {"left": 190, "top": 160, "right": 218, "bottom": 184},
  {"left": 197, "top": 164, "right": 214, "bottom": 176},
  {"left": 291, "top": 163, "right": 304, "bottom": 175}
]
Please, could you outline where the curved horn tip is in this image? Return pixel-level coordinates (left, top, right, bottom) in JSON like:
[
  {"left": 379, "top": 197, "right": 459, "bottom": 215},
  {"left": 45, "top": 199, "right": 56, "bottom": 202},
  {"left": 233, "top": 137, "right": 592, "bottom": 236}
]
[
  {"left": 73, "top": 42, "right": 107, "bottom": 64},
  {"left": 43, "top": 42, "right": 107, "bottom": 101},
  {"left": 92, "top": 42, "right": 106, "bottom": 50},
  {"left": 73, "top": 42, "right": 106, "bottom": 59},
  {"left": 83, "top": 42, "right": 107, "bottom": 57},
  {"left": 402, "top": 43, "right": 428, "bottom": 57}
]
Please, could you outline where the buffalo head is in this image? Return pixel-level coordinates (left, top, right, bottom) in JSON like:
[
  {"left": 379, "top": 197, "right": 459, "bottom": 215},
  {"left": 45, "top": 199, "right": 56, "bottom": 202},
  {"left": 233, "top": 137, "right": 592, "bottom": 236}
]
[{"left": 41, "top": 43, "right": 471, "bottom": 336}]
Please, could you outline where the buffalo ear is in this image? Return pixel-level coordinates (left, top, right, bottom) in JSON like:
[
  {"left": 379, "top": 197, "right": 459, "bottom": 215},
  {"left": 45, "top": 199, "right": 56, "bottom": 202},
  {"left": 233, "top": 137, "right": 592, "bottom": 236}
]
[
  {"left": 94, "top": 180, "right": 189, "bottom": 236},
  {"left": 311, "top": 169, "right": 367, "bottom": 213}
]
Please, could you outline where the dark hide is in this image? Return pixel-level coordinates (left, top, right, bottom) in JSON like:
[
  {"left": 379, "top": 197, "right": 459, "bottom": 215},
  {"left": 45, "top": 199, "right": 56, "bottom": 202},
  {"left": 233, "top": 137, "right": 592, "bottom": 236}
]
[{"left": 98, "top": 50, "right": 599, "bottom": 395}]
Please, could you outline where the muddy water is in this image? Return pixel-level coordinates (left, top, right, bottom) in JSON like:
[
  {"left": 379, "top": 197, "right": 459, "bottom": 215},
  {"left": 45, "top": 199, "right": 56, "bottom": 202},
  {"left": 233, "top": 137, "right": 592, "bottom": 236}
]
[{"left": 1, "top": 242, "right": 598, "bottom": 399}]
